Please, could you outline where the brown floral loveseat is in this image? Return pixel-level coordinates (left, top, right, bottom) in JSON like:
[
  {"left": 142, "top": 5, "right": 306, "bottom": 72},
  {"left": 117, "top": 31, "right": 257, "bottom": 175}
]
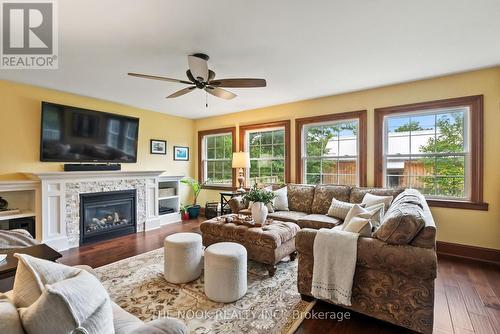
[{"left": 230, "top": 184, "right": 437, "bottom": 334}]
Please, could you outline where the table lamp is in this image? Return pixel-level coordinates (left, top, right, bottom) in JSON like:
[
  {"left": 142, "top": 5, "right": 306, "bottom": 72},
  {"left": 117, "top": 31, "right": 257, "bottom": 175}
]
[{"left": 232, "top": 152, "right": 250, "bottom": 192}]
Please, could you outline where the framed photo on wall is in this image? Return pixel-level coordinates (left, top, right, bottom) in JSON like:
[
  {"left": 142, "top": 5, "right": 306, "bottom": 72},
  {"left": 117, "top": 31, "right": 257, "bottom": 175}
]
[
  {"left": 173, "top": 146, "right": 189, "bottom": 161},
  {"left": 150, "top": 139, "right": 166, "bottom": 155}
]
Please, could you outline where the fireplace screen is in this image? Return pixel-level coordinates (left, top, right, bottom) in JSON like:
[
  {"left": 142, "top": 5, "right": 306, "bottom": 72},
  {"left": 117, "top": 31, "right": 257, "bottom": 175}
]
[{"left": 80, "top": 190, "right": 136, "bottom": 244}]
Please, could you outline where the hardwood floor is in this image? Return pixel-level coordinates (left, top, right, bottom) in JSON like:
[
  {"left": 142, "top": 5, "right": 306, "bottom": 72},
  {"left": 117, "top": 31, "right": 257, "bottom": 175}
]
[{"left": 59, "top": 218, "right": 499, "bottom": 334}]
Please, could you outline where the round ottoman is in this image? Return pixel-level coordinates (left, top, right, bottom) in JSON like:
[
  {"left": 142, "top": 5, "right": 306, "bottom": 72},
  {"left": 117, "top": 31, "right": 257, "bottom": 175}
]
[
  {"left": 164, "top": 232, "right": 202, "bottom": 284},
  {"left": 204, "top": 242, "right": 247, "bottom": 303}
]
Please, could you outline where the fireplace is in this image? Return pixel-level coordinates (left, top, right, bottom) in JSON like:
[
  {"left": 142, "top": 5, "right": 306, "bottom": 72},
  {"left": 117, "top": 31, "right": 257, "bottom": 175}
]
[{"left": 80, "top": 190, "right": 137, "bottom": 245}]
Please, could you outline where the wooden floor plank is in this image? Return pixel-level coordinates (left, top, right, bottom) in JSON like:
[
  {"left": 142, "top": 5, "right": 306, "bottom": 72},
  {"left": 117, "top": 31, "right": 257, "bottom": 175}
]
[
  {"left": 459, "top": 281, "right": 488, "bottom": 315},
  {"left": 435, "top": 278, "right": 455, "bottom": 334},
  {"left": 445, "top": 284, "right": 474, "bottom": 332},
  {"left": 485, "top": 307, "right": 500, "bottom": 334},
  {"left": 470, "top": 312, "right": 496, "bottom": 334}
]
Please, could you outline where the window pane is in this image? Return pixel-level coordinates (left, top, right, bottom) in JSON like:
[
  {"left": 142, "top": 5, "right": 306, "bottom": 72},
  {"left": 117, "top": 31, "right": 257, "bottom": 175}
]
[
  {"left": 306, "top": 159, "right": 321, "bottom": 174},
  {"left": 215, "top": 146, "right": 224, "bottom": 159},
  {"left": 261, "top": 131, "right": 272, "bottom": 145},
  {"left": 250, "top": 145, "right": 260, "bottom": 158},
  {"left": 321, "top": 159, "right": 337, "bottom": 175},
  {"left": 338, "top": 174, "right": 357, "bottom": 185},
  {"left": 435, "top": 112, "right": 465, "bottom": 153},
  {"left": 206, "top": 148, "right": 215, "bottom": 159},
  {"left": 250, "top": 160, "right": 258, "bottom": 178},
  {"left": 249, "top": 132, "right": 260, "bottom": 146},
  {"left": 306, "top": 126, "right": 322, "bottom": 142},
  {"left": 436, "top": 176, "right": 465, "bottom": 198},
  {"left": 259, "top": 160, "right": 272, "bottom": 176},
  {"left": 387, "top": 116, "right": 410, "bottom": 155},
  {"left": 306, "top": 174, "right": 320, "bottom": 184},
  {"left": 273, "top": 144, "right": 284, "bottom": 158},
  {"left": 261, "top": 145, "right": 273, "bottom": 158},
  {"left": 273, "top": 130, "right": 284, "bottom": 144},
  {"left": 322, "top": 174, "right": 338, "bottom": 184},
  {"left": 206, "top": 136, "right": 215, "bottom": 149},
  {"left": 306, "top": 141, "right": 322, "bottom": 157}
]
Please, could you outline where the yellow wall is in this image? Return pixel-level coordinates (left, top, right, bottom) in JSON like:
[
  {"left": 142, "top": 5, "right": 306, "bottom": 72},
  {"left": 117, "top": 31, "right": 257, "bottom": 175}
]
[
  {"left": 194, "top": 67, "right": 500, "bottom": 250},
  {"left": 0, "top": 80, "right": 196, "bottom": 204}
]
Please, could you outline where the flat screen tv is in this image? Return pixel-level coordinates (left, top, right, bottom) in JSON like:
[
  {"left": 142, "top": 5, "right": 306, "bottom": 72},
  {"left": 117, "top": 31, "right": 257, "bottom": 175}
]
[{"left": 40, "top": 102, "right": 139, "bottom": 162}]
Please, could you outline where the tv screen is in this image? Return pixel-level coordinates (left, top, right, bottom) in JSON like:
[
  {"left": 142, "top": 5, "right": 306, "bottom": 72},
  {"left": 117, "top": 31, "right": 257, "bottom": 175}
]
[{"left": 40, "top": 102, "right": 139, "bottom": 162}]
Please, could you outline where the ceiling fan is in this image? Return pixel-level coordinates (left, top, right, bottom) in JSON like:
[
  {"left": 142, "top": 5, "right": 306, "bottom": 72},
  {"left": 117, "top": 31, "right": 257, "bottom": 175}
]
[{"left": 128, "top": 53, "right": 266, "bottom": 100}]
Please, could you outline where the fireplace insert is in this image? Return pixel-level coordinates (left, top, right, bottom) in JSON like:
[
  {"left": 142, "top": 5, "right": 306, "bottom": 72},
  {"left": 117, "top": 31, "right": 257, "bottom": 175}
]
[{"left": 80, "top": 189, "right": 137, "bottom": 244}]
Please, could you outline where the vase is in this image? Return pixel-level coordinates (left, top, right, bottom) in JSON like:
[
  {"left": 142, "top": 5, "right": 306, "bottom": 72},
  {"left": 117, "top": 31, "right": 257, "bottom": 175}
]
[{"left": 251, "top": 202, "right": 268, "bottom": 225}]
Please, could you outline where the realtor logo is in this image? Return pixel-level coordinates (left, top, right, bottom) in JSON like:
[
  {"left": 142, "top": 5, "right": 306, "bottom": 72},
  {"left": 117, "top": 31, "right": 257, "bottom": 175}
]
[{"left": 1, "top": 0, "right": 58, "bottom": 69}]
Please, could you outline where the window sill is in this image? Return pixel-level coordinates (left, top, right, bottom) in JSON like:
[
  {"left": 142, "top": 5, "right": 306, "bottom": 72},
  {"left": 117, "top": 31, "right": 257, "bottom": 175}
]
[
  {"left": 426, "top": 199, "right": 489, "bottom": 211},
  {"left": 202, "top": 185, "right": 235, "bottom": 191}
]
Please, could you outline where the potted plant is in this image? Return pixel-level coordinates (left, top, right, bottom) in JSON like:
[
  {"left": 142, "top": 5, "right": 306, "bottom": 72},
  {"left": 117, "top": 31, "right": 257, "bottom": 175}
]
[
  {"left": 180, "top": 204, "right": 190, "bottom": 221},
  {"left": 244, "top": 184, "right": 276, "bottom": 224},
  {"left": 180, "top": 177, "right": 203, "bottom": 219}
]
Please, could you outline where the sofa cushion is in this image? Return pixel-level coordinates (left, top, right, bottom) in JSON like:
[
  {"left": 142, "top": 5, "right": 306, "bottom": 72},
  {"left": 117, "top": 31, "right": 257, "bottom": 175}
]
[
  {"left": 267, "top": 210, "right": 308, "bottom": 222},
  {"left": 0, "top": 293, "right": 24, "bottom": 334},
  {"left": 18, "top": 258, "right": 114, "bottom": 334},
  {"left": 287, "top": 184, "right": 315, "bottom": 213},
  {"left": 349, "top": 187, "right": 404, "bottom": 207},
  {"left": 297, "top": 214, "right": 342, "bottom": 229},
  {"left": 272, "top": 186, "right": 289, "bottom": 211},
  {"left": 374, "top": 199, "right": 426, "bottom": 245},
  {"left": 361, "top": 193, "right": 393, "bottom": 213},
  {"left": 311, "top": 185, "right": 351, "bottom": 214},
  {"left": 327, "top": 198, "right": 358, "bottom": 220}
]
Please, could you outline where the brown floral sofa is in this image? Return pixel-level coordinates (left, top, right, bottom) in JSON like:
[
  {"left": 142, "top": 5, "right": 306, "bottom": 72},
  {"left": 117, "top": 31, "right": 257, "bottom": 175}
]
[
  {"left": 229, "top": 184, "right": 404, "bottom": 229},
  {"left": 296, "top": 188, "right": 437, "bottom": 334}
]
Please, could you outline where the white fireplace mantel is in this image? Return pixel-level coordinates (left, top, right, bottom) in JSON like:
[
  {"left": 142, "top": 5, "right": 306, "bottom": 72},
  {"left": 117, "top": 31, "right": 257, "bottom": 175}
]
[{"left": 24, "top": 170, "right": 183, "bottom": 251}]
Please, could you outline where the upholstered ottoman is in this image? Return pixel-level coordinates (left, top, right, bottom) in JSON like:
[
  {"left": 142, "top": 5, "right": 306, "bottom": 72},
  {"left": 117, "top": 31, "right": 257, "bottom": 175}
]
[
  {"left": 164, "top": 232, "right": 202, "bottom": 283},
  {"left": 200, "top": 215, "right": 300, "bottom": 276},
  {"left": 204, "top": 242, "right": 247, "bottom": 303}
]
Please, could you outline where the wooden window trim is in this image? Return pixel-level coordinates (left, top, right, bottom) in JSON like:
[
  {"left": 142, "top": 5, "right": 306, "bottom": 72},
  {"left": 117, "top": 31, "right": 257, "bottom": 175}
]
[
  {"left": 239, "top": 120, "right": 291, "bottom": 185},
  {"left": 295, "top": 110, "right": 367, "bottom": 186},
  {"left": 197, "top": 127, "right": 237, "bottom": 190},
  {"left": 374, "top": 95, "right": 487, "bottom": 211}
]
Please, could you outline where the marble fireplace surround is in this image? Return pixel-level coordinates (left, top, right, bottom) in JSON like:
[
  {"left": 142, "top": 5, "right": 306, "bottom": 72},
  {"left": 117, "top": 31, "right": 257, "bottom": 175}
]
[{"left": 27, "top": 171, "right": 170, "bottom": 251}]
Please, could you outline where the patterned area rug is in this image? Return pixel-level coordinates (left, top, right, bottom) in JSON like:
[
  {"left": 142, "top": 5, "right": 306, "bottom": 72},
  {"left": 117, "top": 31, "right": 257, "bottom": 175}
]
[{"left": 95, "top": 248, "right": 315, "bottom": 334}]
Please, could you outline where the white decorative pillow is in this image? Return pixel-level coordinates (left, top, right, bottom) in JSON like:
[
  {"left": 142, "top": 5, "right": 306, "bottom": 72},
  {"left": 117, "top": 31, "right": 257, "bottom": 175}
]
[
  {"left": 361, "top": 193, "right": 393, "bottom": 213},
  {"left": 327, "top": 198, "right": 357, "bottom": 219},
  {"left": 14, "top": 254, "right": 114, "bottom": 334},
  {"left": 342, "top": 216, "right": 372, "bottom": 237},
  {"left": 343, "top": 203, "right": 385, "bottom": 235},
  {"left": 12, "top": 253, "right": 81, "bottom": 308},
  {"left": 19, "top": 270, "right": 114, "bottom": 334},
  {"left": 272, "top": 186, "right": 289, "bottom": 211},
  {"left": 343, "top": 204, "right": 367, "bottom": 227},
  {"left": 0, "top": 294, "right": 24, "bottom": 334},
  {"left": 364, "top": 203, "right": 385, "bottom": 229}
]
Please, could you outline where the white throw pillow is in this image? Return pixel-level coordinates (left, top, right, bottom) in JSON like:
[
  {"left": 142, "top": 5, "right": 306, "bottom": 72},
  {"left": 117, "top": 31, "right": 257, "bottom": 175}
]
[
  {"left": 342, "top": 216, "right": 372, "bottom": 237},
  {"left": 343, "top": 203, "right": 385, "bottom": 234},
  {"left": 272, "top": 186, "right": 289, "bottom": 211},
  {"left": 327, "top": 198, "right": 357, "bottom": 219},
  {"left": 15, "top": 254, "right": 114, "bottom": 334},
  {"left": 0, "top": 294, "right": 24, "bottom": 334},
  {"left": 365, "top": 203, "right": 385, "bottom": 229},
  {"left": 361, "top": 193, "right": 393, "bottom": 213},
  {"left": 12, "top": 253, "right": 80, "bottom": 308}
]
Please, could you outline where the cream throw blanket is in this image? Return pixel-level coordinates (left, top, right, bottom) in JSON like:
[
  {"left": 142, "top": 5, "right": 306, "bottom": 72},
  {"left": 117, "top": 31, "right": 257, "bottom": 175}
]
[{"left": 311, "top": 226, "right": 358, "bottom": 306}]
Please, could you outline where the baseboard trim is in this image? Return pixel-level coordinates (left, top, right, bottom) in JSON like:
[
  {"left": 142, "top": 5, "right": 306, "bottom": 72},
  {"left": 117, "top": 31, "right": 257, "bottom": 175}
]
[{"left": 436, "top": 241, "right": 500, "bottom": 267}]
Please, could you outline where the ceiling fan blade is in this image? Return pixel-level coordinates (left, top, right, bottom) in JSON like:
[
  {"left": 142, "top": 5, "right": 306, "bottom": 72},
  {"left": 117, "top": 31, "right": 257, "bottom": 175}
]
[
  {"left": 205, "top": 86, "right": 237, "bottom": 100},
  {"left": 209, "top": 78, "right": 267, "bottom": 88},
  {"left": 166, "top": 86, "right": 196, "bottom": 98},
  {"left": 128, "top": 72, "right": 192, "bottom": 85},
  {"left": 188, "top": 55, "right": 209, "bottom": 82}
]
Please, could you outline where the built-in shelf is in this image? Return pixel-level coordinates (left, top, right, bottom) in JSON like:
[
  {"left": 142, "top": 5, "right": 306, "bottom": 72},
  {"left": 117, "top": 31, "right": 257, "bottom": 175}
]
[
  {"left": 0, "top": 210, "right": 36, "bottom": 222},
  {"left": 158, "top": 195, "right": 179, "bottom": 201}
]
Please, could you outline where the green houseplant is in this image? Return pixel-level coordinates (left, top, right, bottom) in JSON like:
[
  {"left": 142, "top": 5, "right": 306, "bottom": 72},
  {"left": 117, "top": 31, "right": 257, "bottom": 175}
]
[
  {"left": 180, "top": 177, "right": 203, "bottom": 218},
  {"left": 244, "top": 184, "right": 276, "bottom": 224}
]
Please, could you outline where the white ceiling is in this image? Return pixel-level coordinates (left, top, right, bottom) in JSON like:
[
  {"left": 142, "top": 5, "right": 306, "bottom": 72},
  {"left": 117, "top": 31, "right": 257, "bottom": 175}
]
[{"left": 1, "top": 0, "right": 500, "bottom": 119}]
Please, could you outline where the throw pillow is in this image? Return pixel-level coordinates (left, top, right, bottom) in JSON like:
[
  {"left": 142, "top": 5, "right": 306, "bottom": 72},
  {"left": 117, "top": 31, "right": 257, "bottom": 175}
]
[
  {"left": 19, "top": 270, "right": 114, "bottom": 334},
  {"left": 12, "top": 253, "right": 81, "bottom": 308},
  {"left": 364, "top": 203, "right": 385, "bottom": 229},
  {"left": 326, "top": 198, "right": 357, "bottom": 220},
  {"left": 361, "top": 193, "right": 393, "bottom": 212},
  {"left": 343, "top": 203, "right": 385, "bottom": 233},
  {"left": 272, "top": 186, "right": 289, "bottom": 211},
  {"left": 342, "top": 216, "right": 372, "bottom": 237},
  {"left": 0, "top": 294, "right": 24, "bottom": 334}
]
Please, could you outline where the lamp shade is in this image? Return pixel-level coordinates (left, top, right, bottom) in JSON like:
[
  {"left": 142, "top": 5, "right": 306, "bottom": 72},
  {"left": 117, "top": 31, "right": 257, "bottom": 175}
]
[{"left": 232, "top": 152, "right": 250, "bottom": 168}]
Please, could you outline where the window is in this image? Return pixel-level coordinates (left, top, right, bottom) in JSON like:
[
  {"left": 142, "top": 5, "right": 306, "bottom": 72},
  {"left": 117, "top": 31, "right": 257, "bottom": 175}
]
[
  {"left": 375, "top": 96, "right": 486, "bottom": 210},
  {"left": 240, "top": 121, "right": 290, "bottom": 186},
  {"left": 296, "top": 111, "right": 367, "bottom": 186},
  {"left": 198, "top": 127, "right": 236, "bottom": 188}
]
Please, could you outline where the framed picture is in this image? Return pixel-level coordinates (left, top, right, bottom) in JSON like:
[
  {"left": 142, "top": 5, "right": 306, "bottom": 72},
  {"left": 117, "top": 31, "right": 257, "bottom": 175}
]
[
  {"left": 150, "top": 139, "right": 166, "bottom": 155},
  {"left": 173, "top": 146, "right": 189, "bottom": 161}
]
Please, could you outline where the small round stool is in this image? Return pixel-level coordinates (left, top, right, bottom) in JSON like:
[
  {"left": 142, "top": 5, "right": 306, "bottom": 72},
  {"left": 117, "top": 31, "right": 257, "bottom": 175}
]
[
  {"left": 164, "top": 232, "right": 202, "bottom": 284},
  {"left": 204, "top": 242, "right": 247, "bottom": 303}
]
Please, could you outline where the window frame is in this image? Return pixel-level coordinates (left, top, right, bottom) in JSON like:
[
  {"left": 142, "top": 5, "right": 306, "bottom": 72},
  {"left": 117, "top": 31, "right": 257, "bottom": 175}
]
[
  {"left": 374, "top": 95, "right": 487, "bottom": 210},
  {"left": 295, "top": 110, "right": 367, "bottom": 186},
  {"left": 239, "top": 120, "right": 291, "bottom": 186},
  {"left": 198, "top": 127, "right": 236, "bottom": 190}
]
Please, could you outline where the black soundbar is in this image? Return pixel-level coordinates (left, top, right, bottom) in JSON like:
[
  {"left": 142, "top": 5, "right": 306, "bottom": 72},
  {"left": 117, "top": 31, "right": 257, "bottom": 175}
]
[{"left": 64, "top": 164, "right": 122, "bottom": 172}]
